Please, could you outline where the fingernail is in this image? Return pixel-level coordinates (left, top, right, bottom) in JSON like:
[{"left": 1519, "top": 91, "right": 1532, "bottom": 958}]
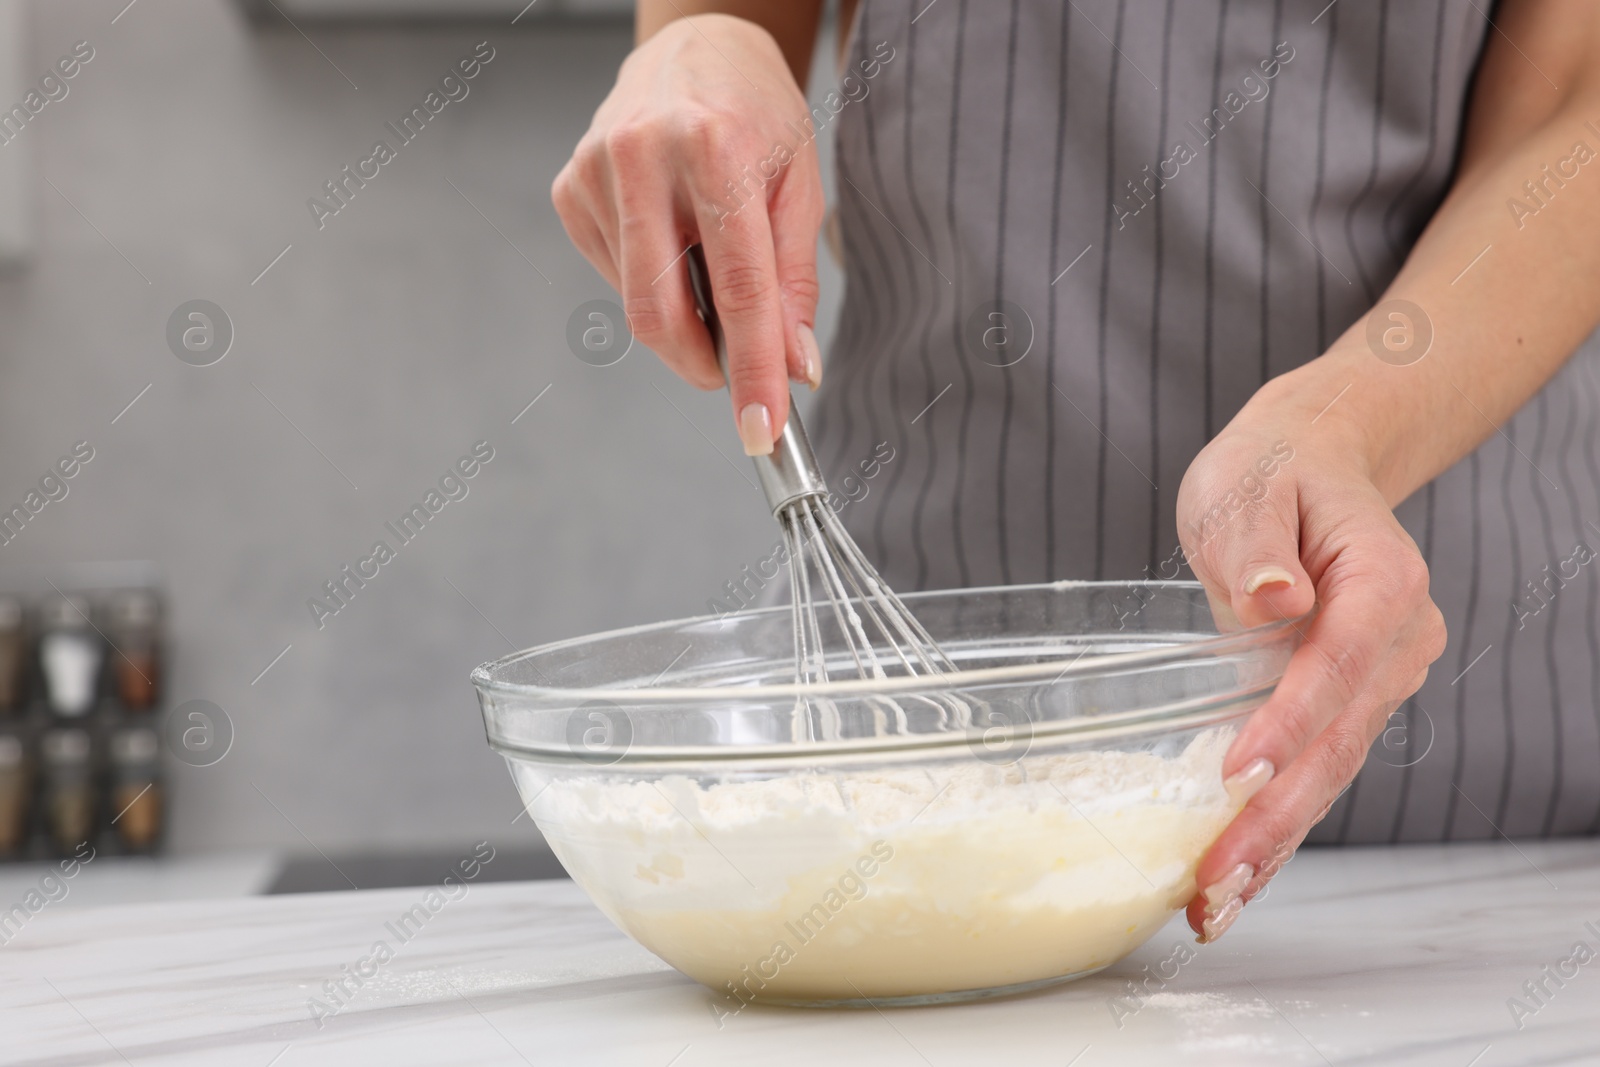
[
  {"left": 798, "top": 324, "right": 823, "bottom": 391},
  {"left": 738, "top": 403, "right": 773, "bottom": 456},
  {"left": 1224, "top": 757, "right": 1275, "bottom": 803},
  {"left": 1198, "top": 895, "right": 1245, "bottom": 944},
  {"left": 1202, "top": 862, "right": 1254, "bottom": 910},
  {"left": 1244, "top": 566, "right": 1296, "bottom": 595}
]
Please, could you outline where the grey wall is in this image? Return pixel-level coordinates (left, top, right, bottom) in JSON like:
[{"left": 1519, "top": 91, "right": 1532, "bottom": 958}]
[{"left": 0, "top": 0, "right": 842, "bottom": 854}]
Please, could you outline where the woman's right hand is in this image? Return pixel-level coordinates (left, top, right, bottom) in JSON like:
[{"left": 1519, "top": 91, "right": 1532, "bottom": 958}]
[{"left": 551, "top": 14, "right": 826, "bottom": 456}]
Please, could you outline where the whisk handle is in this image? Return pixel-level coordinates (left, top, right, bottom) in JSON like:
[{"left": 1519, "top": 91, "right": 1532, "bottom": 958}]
[{"left": 685, "top": 244, "right": 830, "bottom": 515}]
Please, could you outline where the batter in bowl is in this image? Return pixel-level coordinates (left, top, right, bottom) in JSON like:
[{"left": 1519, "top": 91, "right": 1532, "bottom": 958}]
[{"left": 517, "top": 727, "right": 1242, "bottom": 1005}]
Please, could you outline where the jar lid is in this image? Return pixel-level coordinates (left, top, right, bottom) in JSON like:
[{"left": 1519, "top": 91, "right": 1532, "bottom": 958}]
[
  {"left": 40, "top": 594, "right": 93, "bottom": 631},
  {"left": 111, "top": 589, "right": 160, "bottom": 629}
]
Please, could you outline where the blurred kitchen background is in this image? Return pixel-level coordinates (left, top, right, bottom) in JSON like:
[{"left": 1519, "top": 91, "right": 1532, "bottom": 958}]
[{"left": 0, "top": 0, "right": 846, "bottom": 900}]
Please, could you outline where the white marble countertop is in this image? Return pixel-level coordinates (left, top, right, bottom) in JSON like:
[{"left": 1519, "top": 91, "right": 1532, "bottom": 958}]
[{"left": 4, "top": 840, "right": 1598, "bottom": 1066}]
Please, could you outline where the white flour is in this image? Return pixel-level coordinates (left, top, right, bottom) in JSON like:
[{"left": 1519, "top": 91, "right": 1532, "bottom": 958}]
[{"left": 515, "top": 726, "right": 1240, "bottom": 1003}]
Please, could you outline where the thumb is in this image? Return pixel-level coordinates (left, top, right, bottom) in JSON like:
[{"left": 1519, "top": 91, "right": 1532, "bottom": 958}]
[{"left": 1186, "top": 503, "right": 1315, "bottom": 631}]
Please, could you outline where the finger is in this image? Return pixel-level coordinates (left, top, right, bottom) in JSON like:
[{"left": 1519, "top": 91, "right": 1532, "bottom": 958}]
[
  {"left": 1189, "top": 609, "right": 1435, "bottom": 941},
  {"left": 1182, "top": 578, "right": 1396, "bottom": 943},
  {"left": 1188, "top": 487, "right": 1315, "bottom": 630},
  {"left": 1186, "top": 701, "right": 1387, "bottom": 940},
  {"left": 768, "top": 154, "right": 825, "bottom": 389},
  {"left": 696, "top": 204, "right": 790, "bottom": 455},
  {"left": 612, "top": 167, "right": 722, "bottom": 390},
  {"left": 552, "top": 164, "right": 620, "bottom": 291}
]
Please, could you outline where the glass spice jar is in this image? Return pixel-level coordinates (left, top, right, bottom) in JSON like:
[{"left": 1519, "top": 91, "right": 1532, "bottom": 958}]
[
  {"left": 0, "top": 732, "right": 30, "bottom": 859},
  {"left": 0, "top": 597, "right": 27, "bottom": 715},
  {"left": 109, "top": 726, "right": 162, "bottom": 853},
  {"left": 38, "top": 594, "right": 103, "bottom": 720},
  {"left": 109, "top": 590, "right": 161, "bottom": 712},
  {"left": 41, "top": 727, "right": 95, "bottom": 856}
]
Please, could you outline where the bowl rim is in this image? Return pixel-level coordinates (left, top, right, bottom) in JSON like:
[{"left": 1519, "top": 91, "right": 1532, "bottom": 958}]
[{"left": 469, "top": 580, "right": 1309, "bottom": 705}]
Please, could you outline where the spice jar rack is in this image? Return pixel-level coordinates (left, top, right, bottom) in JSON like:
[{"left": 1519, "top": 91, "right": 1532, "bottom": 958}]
[{"left": 0, "top": 580, "right": 167, "bottom": 862}]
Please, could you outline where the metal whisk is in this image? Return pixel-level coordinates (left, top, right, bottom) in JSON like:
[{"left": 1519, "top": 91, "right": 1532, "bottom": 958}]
[{"left": 686, "top": 246, "right": 955, "bottom": 687}]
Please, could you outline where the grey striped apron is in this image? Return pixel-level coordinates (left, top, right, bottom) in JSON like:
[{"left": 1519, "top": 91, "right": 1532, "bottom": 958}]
[{"left": 814, "top": 0, "right": 1600, "bottom": 842}]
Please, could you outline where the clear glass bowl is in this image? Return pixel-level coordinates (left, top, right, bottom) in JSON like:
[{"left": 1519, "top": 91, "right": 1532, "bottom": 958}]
[{"left": 471, "top": 581, "right": 1302, "bottom": 1009}]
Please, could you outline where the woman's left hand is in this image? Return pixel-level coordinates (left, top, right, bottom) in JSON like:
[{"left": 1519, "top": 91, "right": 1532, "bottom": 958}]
[{"left": 1173, "top": 377, "right": 1448, "bottom": 942}]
